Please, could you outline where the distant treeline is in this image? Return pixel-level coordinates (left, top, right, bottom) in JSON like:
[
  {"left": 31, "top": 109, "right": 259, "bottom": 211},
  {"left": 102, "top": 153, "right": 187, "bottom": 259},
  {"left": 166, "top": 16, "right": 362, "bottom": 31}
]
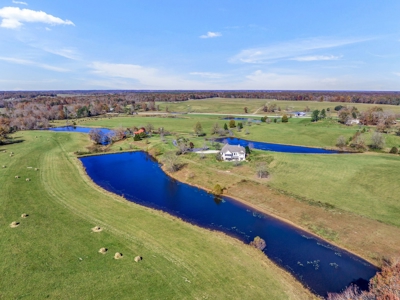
[{"left": 1, "top": 90, "right": 400, "bottom": 107}]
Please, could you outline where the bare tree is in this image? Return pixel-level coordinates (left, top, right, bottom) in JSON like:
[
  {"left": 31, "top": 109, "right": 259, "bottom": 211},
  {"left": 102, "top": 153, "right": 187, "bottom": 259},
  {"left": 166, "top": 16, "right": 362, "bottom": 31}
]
[
  {"left": 89, "top": 128, "right": 104, "bottom": 144},
  {"left": 336, "top": 136, "right": 347, "bottom": 148},
  {"left": 211, "top": 123, "right": 220, "bottom": 134},
  {"left": 256, "top": 162, "right": 269, "bottom": 178},
  {"left": 162, "top": 151, "right": 181, "bottom": 172},
  {"left": 371, "top": 131, "right": 386, "bottom": 149}
]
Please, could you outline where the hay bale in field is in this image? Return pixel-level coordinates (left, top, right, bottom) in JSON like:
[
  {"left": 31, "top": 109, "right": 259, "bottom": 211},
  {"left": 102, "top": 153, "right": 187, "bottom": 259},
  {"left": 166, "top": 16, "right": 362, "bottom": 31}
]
[
  {"left": 91, "top": 226, "right": 102, "bottom": 232},
  {"left": 25, "top": 178, "right": 30, "bottom": 182},
  {"left": 98, "top": 247, "right": 108, "bottom": 254},
  {"left": 21, "top": 213, "right": 28, "bottom": 218},
  {"left": 134, "top": 256, "right": 142, "bottom": 262},
  {"left": 9, "top": 154, "right": 13, "bottom": 157},
  {"left": 27, "top": 167, "right": 32, "bottom": 169},
  {"left": 10, "top": 152, "right": 13, "bottom": 154},
  {"left": 114, "top": 252, "right": 123, "bottom": 259},
  {"left": 2, "top": 165, "right": 6, "bottom": 168},
  {"left": 15, "top": 175, "right": 19, "bottom": 179},
  {"left": 35, "top": 168, "right": 39, "bottom": 171},
  {"left": 10, "top": 221, "right": 20, "bottom": 228}
]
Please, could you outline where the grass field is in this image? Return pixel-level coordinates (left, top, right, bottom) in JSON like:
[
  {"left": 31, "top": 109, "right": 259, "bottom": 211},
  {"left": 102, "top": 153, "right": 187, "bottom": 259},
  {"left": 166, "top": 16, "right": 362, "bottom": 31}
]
[
  {"left": 155, "top": 98, "right": 400, "bottom": 115},
  {"left": 0, "top": 130, "right": 311, "bottom": 299}
]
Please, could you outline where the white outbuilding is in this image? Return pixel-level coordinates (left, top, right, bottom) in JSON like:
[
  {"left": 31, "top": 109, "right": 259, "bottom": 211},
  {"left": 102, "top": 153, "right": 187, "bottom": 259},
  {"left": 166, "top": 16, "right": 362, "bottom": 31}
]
[{"left": 220, "top": 144, "right": 246, "bottom": 161}]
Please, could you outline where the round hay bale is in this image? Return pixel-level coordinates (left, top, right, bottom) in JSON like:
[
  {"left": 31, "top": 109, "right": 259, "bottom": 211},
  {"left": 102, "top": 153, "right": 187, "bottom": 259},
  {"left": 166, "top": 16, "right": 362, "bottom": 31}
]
[
  {"left": 21, "top": 213, "right": 28, "bottom": 218},
  {"left": 15, "top": 175, "right": 19, "bottom": 179},
  {"left": 134, "top": 256, "right": 142, "bottom": 262},
  {"left": 2, "top": 165, "right": 6, "bottom": 168},
  {"left": 114, "top": 252, "right": 123, "bottom": 259},
  {"left": 9, "top": 154, "right": 13, "bottom": 157},
  {"left": 91, "top": 226, "right": 102, "bottom": 232},
  {"left": 98, "top": 247, "right": 108, "bottom": 254},
  {"left": 10, "top": 152, "right": 13, "bottom": 154},
  {"left": 26, "top": 178, "right": 30, "bottom": 182},
  {"left": 10, "top": 221, "right": 20, "bottom": 228},
  {"left": 35, "top": 168, "right": 39, "bottom": 171}
]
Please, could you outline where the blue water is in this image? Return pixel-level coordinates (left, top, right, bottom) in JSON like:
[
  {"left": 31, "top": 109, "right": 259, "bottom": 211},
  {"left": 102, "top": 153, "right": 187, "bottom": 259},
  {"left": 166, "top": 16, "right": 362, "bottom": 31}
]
[
  {"left": 80, "top": 151, "right": 377, "bottom": 297},
  {"left": 216, "top": 137, "right": 339, "bottom": 154},
  {"left": 49, "top": 126, "right": 113, "bottom": 144},
  {"left": 223, "top": 117, "right": 261, "bottom": 123}
]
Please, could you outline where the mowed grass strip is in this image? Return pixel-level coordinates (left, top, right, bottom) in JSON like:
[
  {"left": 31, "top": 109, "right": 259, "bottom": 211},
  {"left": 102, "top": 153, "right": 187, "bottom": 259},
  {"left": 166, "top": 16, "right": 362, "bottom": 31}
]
[{"left": 0, "top": 131, "right": 312, "bottom": 299}]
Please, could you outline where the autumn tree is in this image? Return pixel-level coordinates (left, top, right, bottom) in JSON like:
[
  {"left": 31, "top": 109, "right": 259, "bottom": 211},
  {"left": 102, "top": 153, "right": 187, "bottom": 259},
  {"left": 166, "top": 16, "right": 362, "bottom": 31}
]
[
  {"left": 162, "top": 151, "right": 181, "bottom": 172},
  {"left": 229, "top": 119, "right": 236, "bottom": 128}
]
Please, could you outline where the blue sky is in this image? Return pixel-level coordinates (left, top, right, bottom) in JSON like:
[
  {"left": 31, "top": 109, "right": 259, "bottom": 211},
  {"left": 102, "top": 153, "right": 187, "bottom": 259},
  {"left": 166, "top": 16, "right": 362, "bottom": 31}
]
[{"left": 0, "top": 0, "right": 400, "bottom": 90}]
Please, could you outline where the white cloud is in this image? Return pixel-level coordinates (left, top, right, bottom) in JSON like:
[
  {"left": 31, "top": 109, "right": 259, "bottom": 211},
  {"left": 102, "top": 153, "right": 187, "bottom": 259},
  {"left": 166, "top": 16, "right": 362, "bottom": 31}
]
[
  {"left": 12, "top": 1, "right": 28, "bottom": 5},
  {"left": 0, "top": 56, "right": 69, "bottom": 72},
  {"left": 0, "top": 7, "right": 74, "bottom": 29},
  {"left": 200, "top": 31, "right": 221, "bottom": 39},
  {"left": 393, "top": 72, "right": 400, "bottom": 77},
  {"left": 90, "top": 62, "right": 212, "bottom": 89},
  {"left": 230, "top": 37, "right": 368, "bottom": 63},
  {"left": 189, "top": 72, "right": 224, "bottom": 79},
  {"left": 291, "top": 55, "right": 342, "bottom": 62},
  {"left": 41, "top": 47, "right": 80, "bottom": 60}
]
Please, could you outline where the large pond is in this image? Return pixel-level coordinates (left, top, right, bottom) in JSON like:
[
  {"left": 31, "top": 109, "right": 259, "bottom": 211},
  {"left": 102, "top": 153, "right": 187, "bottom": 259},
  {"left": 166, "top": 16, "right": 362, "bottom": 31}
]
[
  {"left": 80, "top": 151, "right": 377, "bottom": 297},
  {"left": 215, "top": 137, "right": 339, "bottom": 154}
]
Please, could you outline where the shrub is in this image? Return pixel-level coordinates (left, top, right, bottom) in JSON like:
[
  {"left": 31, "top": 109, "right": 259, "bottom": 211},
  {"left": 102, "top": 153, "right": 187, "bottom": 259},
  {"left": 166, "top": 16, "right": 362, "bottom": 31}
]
[
  {"left": 250, "top": 236, "right": 266, "bottom": 251},
  {"left": 133, "top": 134, "right": 141, "bottom": 141},
  {"left": 389, "top": 147, "right": 398, "bottom": 154},
  {"left": 336, "top": 136, "right": 347, "bottom": 148},
  {"left": 213, "top": 184, "right": 223, "bottom": 195},
  {"left": 281, "top": 114, "right": 288, "bottom": 123},
  {"left": 229, "top": 119, "right": 236, "bottom": 128}
]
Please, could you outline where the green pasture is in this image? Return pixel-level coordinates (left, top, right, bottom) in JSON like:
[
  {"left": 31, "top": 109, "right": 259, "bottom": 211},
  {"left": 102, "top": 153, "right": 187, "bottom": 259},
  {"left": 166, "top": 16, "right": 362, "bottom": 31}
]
[
  {"left": 0, "top": 130, "right": 309, "bottom": 299},
  {"left": 155, "top": 98, "right": 400, "bottom": 115}
]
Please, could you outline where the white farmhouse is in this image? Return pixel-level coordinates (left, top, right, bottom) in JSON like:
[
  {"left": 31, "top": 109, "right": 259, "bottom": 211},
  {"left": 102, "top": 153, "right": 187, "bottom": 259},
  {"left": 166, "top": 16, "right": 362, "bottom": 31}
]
[{"left": 220, "top": 144, "right": 246, "bottom": 161}]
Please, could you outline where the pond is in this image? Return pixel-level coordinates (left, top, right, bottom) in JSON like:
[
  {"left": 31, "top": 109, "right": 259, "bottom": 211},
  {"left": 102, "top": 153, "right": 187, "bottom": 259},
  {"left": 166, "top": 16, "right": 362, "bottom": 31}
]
[
  {"left": 215, "top": 137, "right": 339, "bottom": 154},
  {"left": 49, "top": 126, "right": 113, "bottom": 144},
  {"left": 223, "top": 117, "right": 261, "bottom": 123},
  {"left": 80, "top": 151, "right": 377, "bottom": 297}
]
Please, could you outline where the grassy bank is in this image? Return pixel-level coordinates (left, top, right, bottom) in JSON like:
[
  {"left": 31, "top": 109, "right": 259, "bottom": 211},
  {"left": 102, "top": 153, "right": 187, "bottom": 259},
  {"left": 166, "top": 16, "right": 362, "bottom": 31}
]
[{"left": 0, "top": 130, "right": 312, "bottom": 299}]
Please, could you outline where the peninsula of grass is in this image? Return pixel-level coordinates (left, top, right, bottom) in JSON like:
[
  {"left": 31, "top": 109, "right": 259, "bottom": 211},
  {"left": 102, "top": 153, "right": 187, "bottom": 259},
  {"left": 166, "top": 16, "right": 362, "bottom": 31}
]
[{"left": 0, "top": 130, "right": 311, "bottom": 299}]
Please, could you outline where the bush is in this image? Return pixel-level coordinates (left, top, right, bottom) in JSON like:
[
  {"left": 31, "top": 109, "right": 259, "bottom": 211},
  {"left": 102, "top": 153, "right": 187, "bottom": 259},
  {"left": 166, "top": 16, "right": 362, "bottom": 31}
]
[
  {"left": 281, "top": 114, "right": 288, "bottom": 123},
  {"left": 250, "top": 236, "right": 266, "bottom": 251},
  {"left": 229, "top": 119, "right": 236, "bottom": 128},
  {"left": 133, "top": 134, "right": 141, "bottom": 141},
  {"left": 389, "top": 147, "right": 398, "bottom": 154},
  {"left": 336, "top": 136, "right": 347, "bottom": 148},
  {"left": 213, "top": 184, "right": 223, "bottom": 195}
]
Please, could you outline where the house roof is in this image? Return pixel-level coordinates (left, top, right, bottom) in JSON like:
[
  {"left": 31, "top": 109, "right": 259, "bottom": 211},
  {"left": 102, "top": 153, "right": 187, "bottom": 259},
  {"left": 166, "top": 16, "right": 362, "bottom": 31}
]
[
  {"left": 134, "top": 128, "right": 145, "bottom": 134},
  {"left": 221, "top": 144, "right": 245, "bottom": 154}
]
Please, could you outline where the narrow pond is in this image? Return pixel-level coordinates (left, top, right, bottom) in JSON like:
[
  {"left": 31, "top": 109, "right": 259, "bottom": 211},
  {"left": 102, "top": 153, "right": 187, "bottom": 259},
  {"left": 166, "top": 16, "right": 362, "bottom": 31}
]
[
  {"left": 80, "top": 151, "right": 377, "bottom": 297},
  {"left": 215, "top": 137, "right": 339, "bottom": 154},
  {"left": 50, "top": 126, "right": 113, "bottom": 144}
]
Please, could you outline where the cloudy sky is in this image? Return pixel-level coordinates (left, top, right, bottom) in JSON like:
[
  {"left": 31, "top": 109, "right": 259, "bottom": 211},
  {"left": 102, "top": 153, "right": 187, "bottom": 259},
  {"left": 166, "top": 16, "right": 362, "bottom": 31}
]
[{"left": 0, "top": 0, "right": 400, "bottom": 90}]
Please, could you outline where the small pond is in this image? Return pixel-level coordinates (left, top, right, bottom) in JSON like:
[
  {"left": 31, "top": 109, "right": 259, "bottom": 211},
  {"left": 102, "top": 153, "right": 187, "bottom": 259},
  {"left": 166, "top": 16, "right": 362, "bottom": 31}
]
[
  {"left": 49, "top": 126, "right": 113, "bottom": 144},
  {"left": 215, "top": 137, "right": 339, "bottom": 154},
  {"left": 80, "top": 151, "right": 377, "bottom": 297},
  {"left": 223, "top": 117, "right": 261, "bottom": 123}
]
